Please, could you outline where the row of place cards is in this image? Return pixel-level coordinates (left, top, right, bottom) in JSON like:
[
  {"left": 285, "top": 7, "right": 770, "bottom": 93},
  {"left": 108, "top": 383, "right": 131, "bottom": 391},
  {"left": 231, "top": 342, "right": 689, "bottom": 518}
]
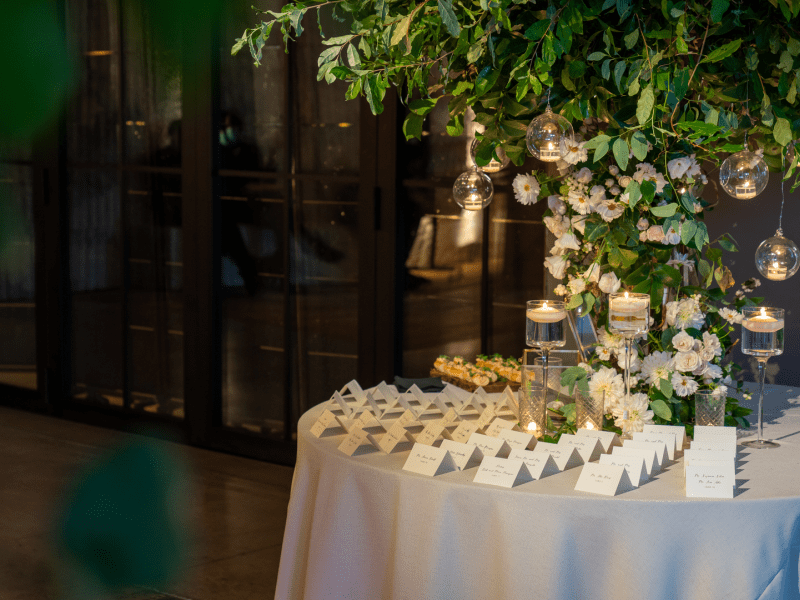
[{"left": 684, "top": 426, "right": 738, "bottom": 499}]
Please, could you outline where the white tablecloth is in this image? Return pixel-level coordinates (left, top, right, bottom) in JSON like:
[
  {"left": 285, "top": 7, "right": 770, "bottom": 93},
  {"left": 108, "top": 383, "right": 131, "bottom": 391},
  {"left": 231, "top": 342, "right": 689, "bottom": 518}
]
[{"left": 275, "top": 384, "right": 800, "bottom": 600}]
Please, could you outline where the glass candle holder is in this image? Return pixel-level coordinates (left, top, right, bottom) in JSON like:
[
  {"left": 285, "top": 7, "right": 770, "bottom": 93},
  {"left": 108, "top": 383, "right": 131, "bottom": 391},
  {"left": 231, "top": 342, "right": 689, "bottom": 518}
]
[
  {"left": 526, "top": 300, "right": 567, "bottom": 350},
  {"left": 576, "top": 388, "right": 604, "bottom": 432},
  {"left": 608, "top": 292, "right": 650, "bottom": 410},
  {"left": 741, "top": 306, "right": 784, "bottom": 449},
  {"left": 519, "top": 364, "right": 548, "bottom": 438},
  {"left": 695, "top": 389, "right": 725, "bottom": 427}
]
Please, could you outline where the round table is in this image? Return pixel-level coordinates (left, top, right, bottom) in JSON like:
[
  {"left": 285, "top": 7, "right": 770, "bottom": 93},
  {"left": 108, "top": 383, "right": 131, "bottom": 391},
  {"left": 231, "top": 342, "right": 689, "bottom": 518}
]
[{"left": 274, "top": 384, "right": 800, "bottom": 600}]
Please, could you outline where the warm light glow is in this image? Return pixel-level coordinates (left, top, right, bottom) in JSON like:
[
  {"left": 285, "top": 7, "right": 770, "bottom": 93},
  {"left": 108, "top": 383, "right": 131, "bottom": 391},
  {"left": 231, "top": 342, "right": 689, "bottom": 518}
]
[
  {"left": 624, "top": 291, "right": 629, "bottom": 299},
  {"left": 586, "top": 421, "right": 595, "bottom": 430},
  {"left": 527, "top": 422, "right": 538, "bottom": 432},
  {"left": 547, "top": 142, "right": 554, "bottom": 149},
  {"left": 543, "top": 301, "right": 548, "bottom": 310},
  {"left": 761, "top": 307, "right": 767, "bottom": 318}
]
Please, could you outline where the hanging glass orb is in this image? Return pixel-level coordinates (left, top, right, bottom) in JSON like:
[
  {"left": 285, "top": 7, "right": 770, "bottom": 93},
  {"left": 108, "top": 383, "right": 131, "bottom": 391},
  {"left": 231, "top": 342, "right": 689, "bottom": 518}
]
[
  {"left": 525, "top": 106, "right": 574, "bottom": 162},
  {"left": 755, "top": 229, "right": 800, "bottom": 281},
  {"left": 470, "top": 139, "right": 510, "bottom": 173},
  {"left": 453, "top": 166, "right": 493, "bottom": 211},
  {"left": 719, "top": 150, "right": 769, "bottom": 199}
]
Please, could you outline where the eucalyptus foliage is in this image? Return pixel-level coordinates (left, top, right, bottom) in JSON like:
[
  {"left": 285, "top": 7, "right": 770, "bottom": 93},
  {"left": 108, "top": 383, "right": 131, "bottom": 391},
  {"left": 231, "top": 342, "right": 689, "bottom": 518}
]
[{"left": 235, "top": 0, "right": 800, "bottom": 183}]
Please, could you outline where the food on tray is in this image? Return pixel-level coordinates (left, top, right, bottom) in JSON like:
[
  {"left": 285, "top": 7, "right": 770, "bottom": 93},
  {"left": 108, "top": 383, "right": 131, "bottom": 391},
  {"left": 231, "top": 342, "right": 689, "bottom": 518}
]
[{"left": 433, "top": 354, "right": 522, "bottom": 387}]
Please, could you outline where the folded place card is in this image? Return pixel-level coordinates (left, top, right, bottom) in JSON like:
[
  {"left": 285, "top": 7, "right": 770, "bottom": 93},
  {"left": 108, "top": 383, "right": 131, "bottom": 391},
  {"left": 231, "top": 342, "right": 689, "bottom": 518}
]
[
  {"left": 341, "top": 380, "right": 368, "bottom": 405},
  {"left": 685, "top": 465, "right": 734, "bottom": 498},
  {"left": 576, "top": 428, "right": 621, "bottom": 453},
  {"left": 432, "top": 394, "right": 450, "bottom": 416},
  {"left": 376, "top": 381, "right": 399, "bottom": 407},
  {"left": 450, "top": 421, "right": 480, "bottom": 444},
  {"left": 442, "top": 386, "right": 466, "bottom": 410},
  {"left": 684, "top": 458, "right": 736, "bottom": 482},
  {"left": 406, "top": 384, "right": 432, "bottom": 410},
  {"left": 532, "top": 442, "right": 584, "bottom": 470},
  {"left": 643, "top": 424, "right": 686, "bottom": 449},
  {"left": 558, "top": 434, "right": 604, "bottom": 463},
  {"left": 474, "top": 406, "right": 497, "bottom": 432},
  {"left": 632, "top": 431, "right": 677, "bottom": 461},
  {"left": 507, "top": 448, "right": 560, "bottom": 479},
  {"left": 693, "top": 426, "right": 738, "bottom": 445},
  {"left": 338, "top": 425, "right": 380, "bottom": 456},
  {"left": 690, "top": 439, "right": 736, "bottom": 456},
  {"left": 473, "top": 456, "right": 532, "bottom": 488},
  {"left": 468, "top": 393, "right": 486, "bottom": 414},
  {"left": 441, "top": 407, "right": 460, "bottom": 426},
  {"left": 378, "top": 420, "right": 416, "bottom": 453},
  {"left": 402, "top": 443, "right": 457, "bottom": 477},
  {"left": 498, "top": 428, "right": 536, "bottom": 451},
  {"left": 440, "top": 439, "right": 484, "bottom": 470},
  {"left": 484, "top": 418, "right": 517, "bottom": 438},
  {"left": 415, "top": 420, "right": 448, "bottom": 446},
  {"left": 614, "top": 445, "right": 658, "bottom": 476},
  {"left": 574, "top": 463, "right": 634, "bottom": 496},
  {"left": 494, "top": 387, "right": 519, "bottom": 419},
  {"left": 310, "top": 409, "right": 340, "bottom": 438},
  {"left": 331, "top": 390, "right": 354, "bottom": 418},
  {"left": 622, "top": 440, "right": 664, "bottom": 471},
  {"left": 395, "top": 397, "right": 421, "bottom": 422},
  {"left": 599, "top": 454, "right": 648, "bottom": 487},
  {"left": 365, "top": 391, "right": 385, "bottom": 421},
  {"left": 683, "top": 448, "right": 735, "bottom": 469},
  {"left": 467, "top": 432, "right": 512, "bottom": 458},
  {"left": 474, "top": 386, "right": 489, "bottom": 401}
]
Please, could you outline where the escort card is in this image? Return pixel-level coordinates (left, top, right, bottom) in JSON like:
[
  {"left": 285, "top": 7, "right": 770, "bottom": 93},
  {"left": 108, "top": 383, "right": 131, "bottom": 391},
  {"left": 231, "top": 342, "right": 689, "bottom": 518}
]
[
  {"left": 376, "top": 381, "right": 399, "bottom": 407},
  {"left": 331, "top": 390, "right": 354, "bottom": 418},
  {"left": 469, "top": 393, "right": 486, "bottom": 414},
  {"left": 467, "top": 432, "right": 512, "bottom": 458},
  {"left": 402, "top": 443, "right": 457, "bottom": 477},
  {"left": 507, "top": 448, "right": 559, "bottom": 480},
  {"left": 440, "top": 439, "right": 483, "bottom": 470},
  {"left": 407, "top": 384, "right": 432, "bottom": 410},
  {"left": 599, "top": 454, "right": 647, "bottom": 487},
  {"left": 693, "top": 425, "right": 738, "bottom": 445},
  {"left": 576, "top": 428, "right": 621, "bottom": 453},
  {"left": 432, "top": 394, "right": 450, "bottom": 416},
  {"left": 495, "top": 387, "right": 519, "bottom": 419},
  {"left": 484, "top": 418, "right": 517, "bottom": 438},
  {"left": 574, "top": 463, "right": 634, "bottom": 496},
  {"left": 684, "top": 458, "right": 736, "bottom": 482},
  {"left": 685, "top": 465, "right": 734, "bottom": 498},
  {"left": 310, "top": 409, "right": 339, "bottom": 438},
  {"left": 498, "top": 428, "right": 536, "bottom": 451},
  {"left": 473, "top": 457, "right": 533, "bottom": 488},
  {"left": 474, "top": 405, "right": 497, "bottom": 432},
  {"left": 378, "top": 420, "right": 415, "bottom": 453},
  {"left": 633, "top": 431, "right": 677, "bottom": 460},
  {"left": 441, "top": 407, "right": 460, "bottom": 426},
  {"left": 643, "top": 424, "right": 686, "bottom": 449},
  {"left": 473, "top": 386, "right": 489, "bottom": 401},
  {"left": 558, "top": 434, "right": 604, "bottom": 463},
  {"left": 614, "top": 445, "right": 658, "bottom": 476},
  {"left": 683, "top": 448, "right": 735, "bottom": 470},
  {"left": 532, "top": 442, "right": 584, "bottom": 470},
  {"left": 415, "top": 420, "right": 447, "bottom": 446},
  {"left": 450, "top": 420, "right": 480, "bottom": 444},
  {"left": 338, "top": 425, "right": 379, "bottom": 456},
  {"left": 623, "top": 440, "right": 665, "bottom": 471},
  {"left": 365, "top": 391, "right": 385, "bottom": 421},
  {"left": 442, "top": 385, "right": 466, "bottom": 410},
  {"left": 341, "top": 380, "right": 367, "bottom": 405},
  {"left": 395, "top": 397, "right": 420, "bottom": 422},
  {"left": 690, "top": 439, "right": 736, "bottom": 456}
]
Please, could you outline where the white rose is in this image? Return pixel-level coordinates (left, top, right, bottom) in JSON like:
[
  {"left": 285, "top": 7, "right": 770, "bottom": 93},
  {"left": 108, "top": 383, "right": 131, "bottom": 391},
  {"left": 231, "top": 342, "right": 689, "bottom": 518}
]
[
  {"left": 548, "top": 195, "right": 567, "bottom": 215},
  {"left": 574, "top": 167, "right": 592, "bottom": 184},
  {"left": 598, "top": 272, "right": 621, "bottom": 294},
  {"left": 636, "top": 218, "right": 649, "bottom": 231},
  {"left": 584, "top": 263, "right": 601, "bottom": 283},
  {"left": 555, "top": 232, "right": 581, "bottom": 251},
  {"left": 544, "top": 255, "right": 569, "bottom": 279},
  {"left": 605, "top": 179, "right": 615, "bottom": 187},
  {"left": 609, "top": 165, "right": 620, "bottom": 176},
  {"left": 544, "top": 215, "right": 569, "bottom": 237},
  {"left": 568, "top": 278, "right": 586, "bottom": 294},
  {"left": 672, "top": 330, "right": 695, "bottom": 352},
  {"left": 618, "top": 175, "right": 632, "bottom": 187},
  {"left": 639, "top": 231, "right": 648, "bottom": 242},
  {"left": 674, "top": 350, "right": 701, "bottom": 373},
  {"left": 609, "top": 185, "right": 621, "bottom": 196},
  {"left": 647, "top": 225, "right": 664, "bottom": 242},
  {"left": 667, "top": 156, "right": 692, "bottom": 180},
  {"left": 571, "top": 215, "right": 587, "bottom": 234}
]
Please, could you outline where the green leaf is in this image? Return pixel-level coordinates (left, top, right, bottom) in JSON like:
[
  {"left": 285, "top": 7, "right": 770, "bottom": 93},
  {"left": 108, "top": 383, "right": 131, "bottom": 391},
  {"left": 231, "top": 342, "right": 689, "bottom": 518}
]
[
  {"left": 624, "top": 28, "right": 639, "bottom": 50},
  {"left": 745, "top": 48, "right": 759, "bottom": 71},
  {"left": 626, "top": 180, "right": 642, "bottom": 207},
  {"left": 774, "top": 117, "right": 793, "bottom": 146},
  {"left": 437, "top": 0, "right": 461, "bottom": 37},
  {"left": 710, "top": 0, "right": 730, "bottom": 22},
  {"left": 594, "top": 140, "right": 610, "bottom": 162},
  {"left": 566, "top": 294, "right": 583, "bottom": 310},
  {"left": 587, "top": 51, "right": 606, "bottom": 61},
  {"left": 718, "top": 236, "right": 738, "bottom": 252},
  {"left": 614, "top": 61, "right": 626, "bottom": 90},
  {"left": 390, "top": 14, "right": 411, "bottom": 48},
  {"left": 701, "top": 39, "right": 742, "bottom": 63},
  {"left": 403, "top": 112, "right": 424, "bottom": 140},
  {"left": 681, "top": 220, "right": 697, "bottom": 245},
  {"left": 582, "top": 134, "right": 611, "bottom": 150},
  {"left": 346, "top": 44, "right": 361, "bottom": 68},
  {"left": 630, "top": 131, "right": 648, "bottom": 160},
  {"left": 586, "top": 222, "right": 610, "bottom": 243},
  {"left": 789, "top": 38, "right": 800, "bottom": 57},
  {"left": 778, "top": 51, "right": 794, "bottom": 72},
  {"left": 636, "top": 84, "right": 654, "bottom": 125},
  {"left": 650, "top": 398, "right": 673, "bottom": 420},
  {"left": 650, "top": 203, "right": 678, "bottom": 217},
  {"left": 612, "top": 137, "right": 629, "bottom": 170},
  {"left": 524, "top": 19, "right": 551, "bottom": 40},
  {"left": 602, "top": 58, "right": 612, "bottom": 80}
]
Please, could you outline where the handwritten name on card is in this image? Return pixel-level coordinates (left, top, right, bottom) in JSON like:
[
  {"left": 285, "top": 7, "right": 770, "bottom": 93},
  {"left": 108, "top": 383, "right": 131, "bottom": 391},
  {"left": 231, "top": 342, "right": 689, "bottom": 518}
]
[
  {"left": 467, "top": 432, "right": 511, "bottom": 458},
  {"left": 690, "top": 439, "right": 736, "bottom": 456},
  {"left": 622, "top": 440, "right": 664, "bottom": 472},
  {"left": 378, "top": 421, "right": 414, "bottom": 454},
  {"left": 484, "top": 418, "right": 516, "bottom": 438},
  {"left": 473, "top": 457, "right": 532, "bottom": 488},
  {"left": 576, "top": 428, "right": 621, "bottom": 453},
  {"left": 685, "top": 465, "right": 734, "bottom": 498},
  {"left": 693, "top": 426, "right": 737, "bottom": 444},
  {"left": 450, "top": 421, "right": 480, "bottom": 445},
  {"left": 574, "top": 463, "right": 633, "bottom": 496},
  {"left": 309, "top": 409, "right": 339, "bottom": 438},
  {"left": 558, "top": 434, "right": 604, "bottom": 463},
  {"left": 440, "top": 439, "right": 483, "bottom": 471},
  {"left": 643, "top": 424, "right": 686, "bottom": 449},
  {"left": 613, "top": 446, "right": 657, "bottom": 476},
  {"left": 498, "top": 428, "right": 536, "bottom": 451},
  {"left": 507, "top": 448, "right": 559, "bottom": 480},
  {"left": 684, "top": 458, "right": 736, "bottom": 482},
  {"left": 338, "top": 426, "right": 371, "bottom": 456},
  {"left": 599, "top": 454, "right": 647, "bottom": 487},
  {"left": 532, "top": 442, "right": 583, "bottom": 470},
  {"left": 415, "top": 421, "right": 446, "bottom": 446},
  {"left": 402, "top": 443, "right": 456, "bottom": 477},
  {"left": 632, "top": 432, "right": 676, "bottom": 461},
  {"left": 441, "top": 408, "right": 459, "bottom": 426}
]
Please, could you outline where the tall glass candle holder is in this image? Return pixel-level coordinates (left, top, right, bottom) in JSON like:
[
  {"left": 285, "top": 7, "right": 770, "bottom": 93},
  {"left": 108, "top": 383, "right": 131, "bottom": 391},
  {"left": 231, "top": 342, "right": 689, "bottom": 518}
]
[
  {"left": 526, "top": 300, "right": 567, "bottom": 419},
  {"left": 608, "top": 292, "right": 650, "bottom": 420},
  {"left": 519, "top": 363, "right": 552, "bottom": 437},
  {"left": 741, "top": 306, "right": 784, "bottom": 449},
  {"left": 576, "top": 388, "right": 604, "bottom": 431}
]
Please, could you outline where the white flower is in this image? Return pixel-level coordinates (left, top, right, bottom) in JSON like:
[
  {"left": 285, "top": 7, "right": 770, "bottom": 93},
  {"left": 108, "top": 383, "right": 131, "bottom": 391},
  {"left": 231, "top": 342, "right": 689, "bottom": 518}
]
[
  {"left": 608, "top": 165, "right": 620, "bottom": 176},
  {"left": 596, "top": 199, "right": 625, "bottom": 222},
  {"left": 544, "top": 215, "right": 570, "bottom": 237},
  {"left": 554, "top": 284, "right": 568, "bottom": 296},
  {"left": 618, "top": 175, "right": 632, "bottom": 188},
  {"left": 556, "top": 159, "right": 573, "bottom": 177},
  {"left": 633, "top": 162, "right": 668, "bottom": 193},
  {"left": 667, "top": 252, "right": 694, "bottom": 271},
  {"left": 596, "top": 346, "right": 613, "bottom": 361},
  {"left": 584, "top": 263, "right": 601, "bottom": 283},
  {"left": 555, "top": 232, "right": 581, "bottom": 252},
  {"left": 612, "top": 393, "right": 654, "bottom": 434},
  {"left": 702, "top": 363, "right": 723, "bottom": 383},
  {"left": 609, "top": 185, "right": 621, "bottom": 196},
  {"left": 636, "top": 218, "right": 649, "bottom": 231},
  {"left": 568, "top": 278, "right": 586, "bottom": 295},
  {"left": 647, "top": 225, "right": 665, "bottom": 242},
  {"left": 617, "top": 350, "right": 642, "bottom": 373},
  {"left": 598, "top": 272, "right": 621, "bottom": 294},
  {"left": 702, "top": 331, "right": 722, "bottom": 356},
  {"left": 666, "top": 297, "right": 705, "bottom": 330},
  {"left": 719, "top": 307, "right": 743, "bottom": 324},
  {"left": 641, "top": 351, "right": 673, "bottom": 386},
  {"left": 667, "top": 156, "right": 693, "bottom": 180},
  {"left": 639, "top": 231, "right": 649, "bottom": 242},
  {"left": 589, "top": 366, "right": 625, "bottom": 412},
  {"left": 598, "top": 328, "right": 625, "bottom": 351},
  {"left": 574, "top": 167, "right": 593, "bottom": 184},
  {"left": 513, "top": 173, "right": 540, "bottom": 205},
  {"left": 578, "top": 362, "right": 594, "bottom": 376},
  {"left": 560, "top": 137, "right": 588, "bottom": 165},
  {"left": 671, "top": 371, "right": 699, "bottom": 397},
  {"left": 567, "top": 189, "right": 593, "bottom": 215},
  {"left": 544, "top": 255, "right": 569, "bottom": 279},
  {"left": 692, "top": 359, "right": 709, "bottom": 377},
  {"left": 548, "top": 194, "right": 567, "bottom": 215},
  {"left": 605, "top": 179, "right": 615, "bottom": 187},
  {"left": 663, "top": 226, "right": 680, "bottom": 245},
  {"left": 571, "top": 214, "right": 588, "bottom": 234},
  {"left": 674, "top": 350, "right": 701, "bottom": 373},
  {"left": 711, "top": 384, "right": 728, "bottom": 399},
  {"left": 672, "top": 330, "right": 695, "bottom": 352}
]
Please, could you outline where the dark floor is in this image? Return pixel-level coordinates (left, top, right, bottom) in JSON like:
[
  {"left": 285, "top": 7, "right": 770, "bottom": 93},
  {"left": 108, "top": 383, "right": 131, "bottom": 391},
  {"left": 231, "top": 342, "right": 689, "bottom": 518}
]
[{"left": 0, "top": 405, "right": 294, "bottom": 600}]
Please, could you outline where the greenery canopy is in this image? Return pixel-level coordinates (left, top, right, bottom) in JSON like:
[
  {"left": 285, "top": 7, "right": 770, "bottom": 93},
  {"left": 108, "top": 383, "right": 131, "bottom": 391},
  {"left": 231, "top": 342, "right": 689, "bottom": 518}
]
[{"left": 234, "top": 0, "right": 800, "bottom": 184}]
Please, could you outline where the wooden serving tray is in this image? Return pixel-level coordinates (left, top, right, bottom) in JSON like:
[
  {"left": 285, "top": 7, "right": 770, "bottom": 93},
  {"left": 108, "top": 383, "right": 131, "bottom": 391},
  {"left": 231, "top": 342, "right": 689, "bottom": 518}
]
[{"left": 430, "top": 370, "right": 520, "bottom": 393}]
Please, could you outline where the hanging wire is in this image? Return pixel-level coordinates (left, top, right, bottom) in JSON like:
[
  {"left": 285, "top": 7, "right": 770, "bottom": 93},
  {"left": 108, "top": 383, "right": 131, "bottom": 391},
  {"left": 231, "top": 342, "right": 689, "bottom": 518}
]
[
  {"left": 743, "top": 76, "right": 749, "bottom": 150},
  {"left": 778, "top": 147, "right": 787, "bottom": 234}
]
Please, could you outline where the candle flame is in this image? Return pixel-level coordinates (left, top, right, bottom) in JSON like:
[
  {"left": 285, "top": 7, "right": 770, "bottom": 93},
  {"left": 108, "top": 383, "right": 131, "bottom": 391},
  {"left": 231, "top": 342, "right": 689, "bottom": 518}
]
[
  {"left": 761, "top": 307, "right": 766, "bottom": 318},
  {"left": 624, "top": 291, "right": 629, "bottom": 299},
  {"left": 773, "top": 261, "right": 780, "bottom": 268},
  {"left": 586, "top": 421, "right": 594, "bottom": 430},
  {"left": 527, "top": 422, "right": 537, "bottom": 432},
  {"left": 543, "top": 301, "right": 548, "bottom": 310}
]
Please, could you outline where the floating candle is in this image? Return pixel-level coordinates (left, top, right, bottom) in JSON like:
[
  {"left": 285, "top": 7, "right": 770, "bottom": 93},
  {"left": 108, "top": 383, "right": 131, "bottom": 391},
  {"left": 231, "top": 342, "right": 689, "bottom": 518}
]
[
  {"left": 744, "top": 307, "right": 784, "bottom": 332},
  {"left": 526, "top": 301, "right": 567, "bottom": 323}
]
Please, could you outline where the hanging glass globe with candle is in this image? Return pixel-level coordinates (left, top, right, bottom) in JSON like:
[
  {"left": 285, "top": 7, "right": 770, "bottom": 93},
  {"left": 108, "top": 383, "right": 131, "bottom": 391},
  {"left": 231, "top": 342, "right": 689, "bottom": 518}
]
[
  {"left": 470, "top": 139, "right": 510, "bottom": 173},
  {"left": 452, "top": 165, "right": 494, "bottom": 211},
  {"left": 755, "top": 229, "right": 800, "bottom": 281},
  {"left": 525, "top": 106, "right": 574, "bottom": 162},
  {"left": 719, "top": 150, "right": 769, "bottom": 199}
]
